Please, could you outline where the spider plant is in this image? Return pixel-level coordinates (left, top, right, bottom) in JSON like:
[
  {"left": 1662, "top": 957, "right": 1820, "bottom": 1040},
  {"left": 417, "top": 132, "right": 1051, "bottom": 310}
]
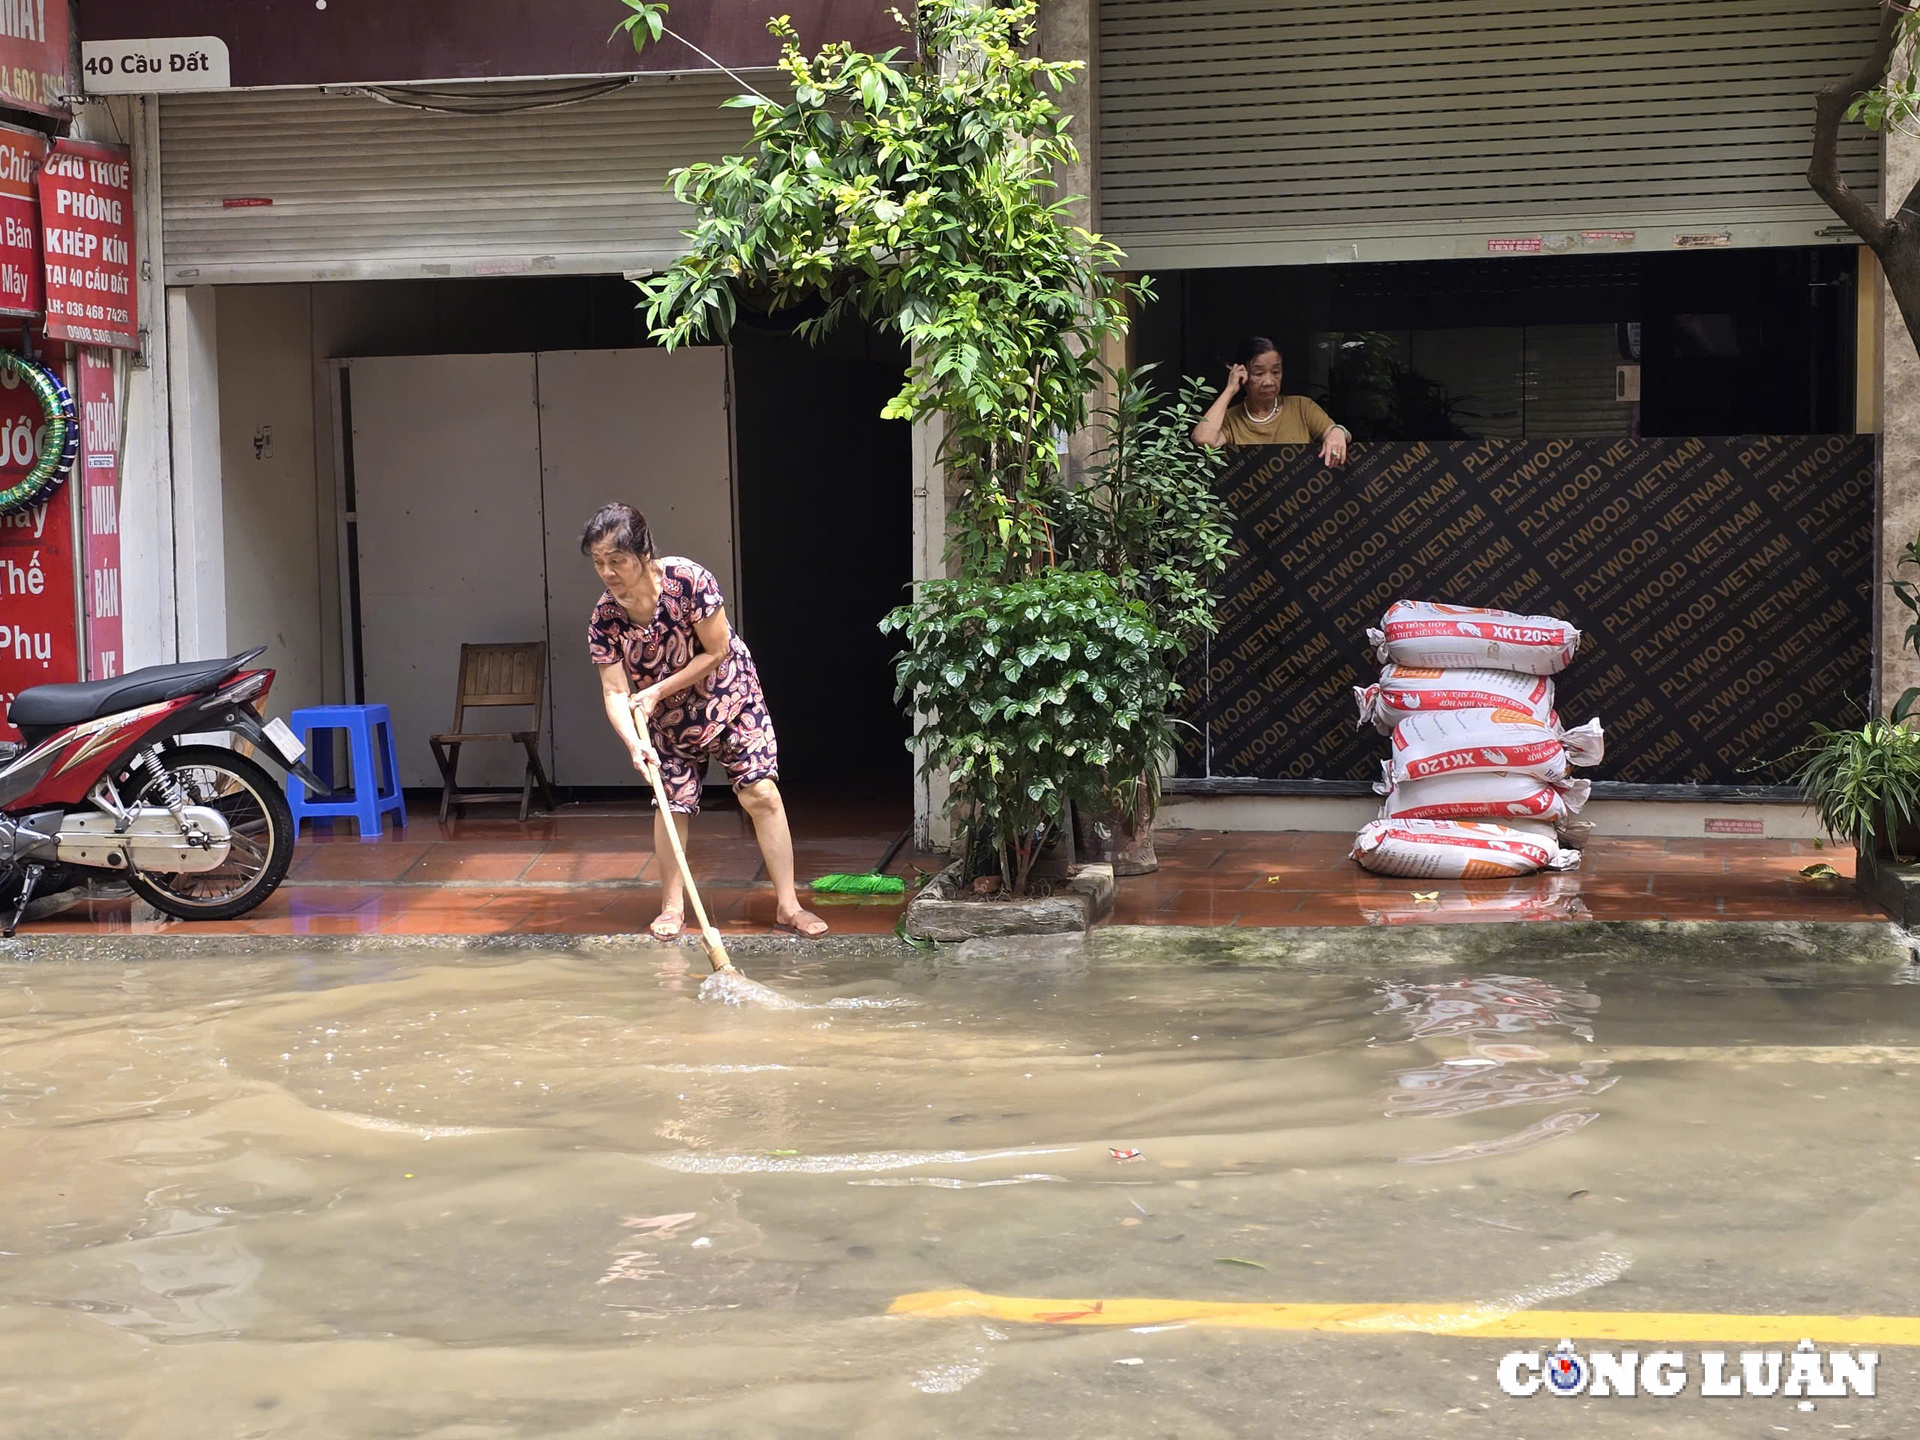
[{"left": 1788, "top": 719, "right": 1920, "bottom": 860}]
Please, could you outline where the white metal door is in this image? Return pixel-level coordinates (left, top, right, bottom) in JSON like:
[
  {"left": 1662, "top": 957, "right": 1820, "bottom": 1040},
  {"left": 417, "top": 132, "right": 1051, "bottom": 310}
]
[
  {"left": 347, "top": 354, "right": 549, "bottom": 790},
  {"left": 537, "top": 347, "right": 736, "bottom": 787}
]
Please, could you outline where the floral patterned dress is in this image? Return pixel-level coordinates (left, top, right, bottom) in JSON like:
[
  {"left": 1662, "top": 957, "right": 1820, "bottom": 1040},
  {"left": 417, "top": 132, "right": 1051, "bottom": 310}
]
[{"left": 587, "top": 557, "right": 778, "bottom": 813}]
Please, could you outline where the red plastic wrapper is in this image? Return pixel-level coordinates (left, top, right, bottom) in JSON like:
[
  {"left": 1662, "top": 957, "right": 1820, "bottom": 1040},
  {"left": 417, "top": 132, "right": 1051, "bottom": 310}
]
[{"left": 1110, "top": 1147, "right": 1142, "bottom": 1161}]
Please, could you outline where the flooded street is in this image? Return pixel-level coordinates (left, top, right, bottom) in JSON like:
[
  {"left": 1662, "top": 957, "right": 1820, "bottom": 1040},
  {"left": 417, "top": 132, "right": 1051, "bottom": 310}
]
[{"left": 3, "top": 931, "right": 1918, "bottom": 1438}]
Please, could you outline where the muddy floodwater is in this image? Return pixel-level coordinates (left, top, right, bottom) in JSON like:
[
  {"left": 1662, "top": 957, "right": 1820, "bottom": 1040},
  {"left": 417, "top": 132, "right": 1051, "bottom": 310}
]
[{"left": 3, "top": 931, "right": 1919, "bottom": 1437}]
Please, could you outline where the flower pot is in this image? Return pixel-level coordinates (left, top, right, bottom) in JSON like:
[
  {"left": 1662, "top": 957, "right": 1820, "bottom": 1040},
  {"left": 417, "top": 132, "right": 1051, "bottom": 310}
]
[
  {"left": 1029, "top": 820, "right": 1076, "bottom": 881},
  {"left": 1075, "top": 786, "right": 1159, "bottom": 876},
  {"left": 1876, "top": 820, "right": 1920, "bottom": 863}
]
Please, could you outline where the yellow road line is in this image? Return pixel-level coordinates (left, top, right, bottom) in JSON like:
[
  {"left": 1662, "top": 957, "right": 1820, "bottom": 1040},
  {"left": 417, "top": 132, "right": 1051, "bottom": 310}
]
[{"left": 889, "top": 1290, "right": 1920, "bottom": 1346}]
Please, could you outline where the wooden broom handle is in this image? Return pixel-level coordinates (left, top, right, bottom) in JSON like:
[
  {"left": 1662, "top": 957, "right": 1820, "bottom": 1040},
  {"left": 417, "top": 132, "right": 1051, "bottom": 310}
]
[{"left": 637, "top": 748, "right": 734, "bottom": 973}]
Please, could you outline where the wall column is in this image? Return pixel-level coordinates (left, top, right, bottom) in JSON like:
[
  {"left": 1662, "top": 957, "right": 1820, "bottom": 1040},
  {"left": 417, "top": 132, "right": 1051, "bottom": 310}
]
[
  {"left": 1881, "top": 128, "right": 1920, "bottom": 715},
  {"left": 1037, "top": 0, "right": 1106, "bottom": 490},
  {"left": 909, "top": 410, "right": 957, "bottom": 848},
  {"left": 166, "top": 284, "right": 226, "bottom": 662},
  {"left": 115, "top": 96, "right": 179, "bottom": 672},
  {"left": 1037, "top": 0, "right": 1098, "bottom": 236}
]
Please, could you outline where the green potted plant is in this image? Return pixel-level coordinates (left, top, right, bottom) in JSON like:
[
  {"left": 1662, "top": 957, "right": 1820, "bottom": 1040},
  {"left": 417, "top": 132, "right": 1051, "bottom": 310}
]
[
  {"left": 885, "top": 569, "right": 1175, "bottom": 897},
  {"left": 1054, "top": 368, "right": 1234, "bottom": 871},
  {"left": 1789, "top": 718, "right": 1920, "bottom": 861},
  {"left": 1788, "top": 531, "right": 1920, "bottom": 866}
]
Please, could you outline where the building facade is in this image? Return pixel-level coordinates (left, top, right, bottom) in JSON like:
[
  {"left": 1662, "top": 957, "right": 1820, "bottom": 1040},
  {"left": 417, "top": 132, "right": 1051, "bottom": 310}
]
[{"left": 69, "top": 0, "right": 1920, "bottom": 842}]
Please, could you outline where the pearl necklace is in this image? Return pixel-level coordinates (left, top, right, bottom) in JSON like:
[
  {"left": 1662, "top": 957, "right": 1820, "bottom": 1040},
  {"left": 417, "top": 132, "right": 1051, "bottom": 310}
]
[{"left": 1245, "top": 396, "right": 1280, "bottom": 424}]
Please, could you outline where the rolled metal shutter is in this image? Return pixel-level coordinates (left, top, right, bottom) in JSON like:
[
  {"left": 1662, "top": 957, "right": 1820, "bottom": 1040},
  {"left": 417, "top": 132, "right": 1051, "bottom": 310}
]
[
  {"left": 1100, "top": 0, "right": 1883, "bottom": 269},
  {"left": 158, "top": 77, "right": 755, "bottom": 284}
]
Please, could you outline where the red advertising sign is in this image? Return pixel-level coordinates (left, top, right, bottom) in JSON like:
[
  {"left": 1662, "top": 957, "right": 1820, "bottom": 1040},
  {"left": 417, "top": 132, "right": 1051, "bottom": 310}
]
[
  {"left": 0, "top": 360, "right": 79, "bottom": 741},
  {"left": 0, "top": 0, "right": 71, "bottom": 115},
  {"left": 0, "top": 122, "right": 44, "bottom": 318},
  {"left": 0, "top": 487, "right": 79, "bottom": 741},
  {"left": 77, "top": 348, "right": 121, "bottom": 681},
  {"left": 38, "top": 141, "right": 138, "bottom": 351}
]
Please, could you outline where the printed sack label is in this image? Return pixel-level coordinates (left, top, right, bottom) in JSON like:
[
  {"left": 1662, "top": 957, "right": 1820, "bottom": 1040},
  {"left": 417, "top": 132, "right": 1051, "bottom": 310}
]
[
  {"left": 1379, "top": 770, "right": 1593, "bottom": 822},
  {"left": 1389, "top": 708, "right": 1605, "bottom": 784},
  {"left": 1367, "top": 600, "right": 1581, "bottom": 676},
  {"left": 1355, "top": 665, "right": 1557, "bottom": 733}
]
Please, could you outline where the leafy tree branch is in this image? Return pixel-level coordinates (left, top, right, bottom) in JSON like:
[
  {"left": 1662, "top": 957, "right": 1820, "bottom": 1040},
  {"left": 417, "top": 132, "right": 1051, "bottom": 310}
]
[
  {"left": 620, "top": 0, "right": 1142, "bottom": 581},
  {"left": 1811, "top": 1, "right": 1920, "bottom": 346}
]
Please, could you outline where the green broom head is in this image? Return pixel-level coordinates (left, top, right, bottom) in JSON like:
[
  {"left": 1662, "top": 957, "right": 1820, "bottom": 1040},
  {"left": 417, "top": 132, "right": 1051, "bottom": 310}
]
[{"left": 810, "top": 873, "right": 907, "bottom": 895}]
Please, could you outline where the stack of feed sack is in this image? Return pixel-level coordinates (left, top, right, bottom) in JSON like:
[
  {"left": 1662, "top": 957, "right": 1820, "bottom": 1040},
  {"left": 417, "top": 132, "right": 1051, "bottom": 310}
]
[{"left": 1350, "top": 602, "right": 1603, "bottom": 879}]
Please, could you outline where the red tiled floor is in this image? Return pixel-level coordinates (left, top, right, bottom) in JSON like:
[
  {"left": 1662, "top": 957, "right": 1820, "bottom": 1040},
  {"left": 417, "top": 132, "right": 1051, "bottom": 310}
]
[
  {"left": 288, "top": 841, "right": 437, "bottom": 882},
  {"left": 398, "top": 845, "right": 545, "bottom": 884},
  {"left": 21, "top": 794, "right": 1893, "bottom": 938},
  {"left": 728, "top": 889, "right": 902, "bottom": 936},
  {"left": 519, "top": 845, "right": 659, "bottom": 884}
]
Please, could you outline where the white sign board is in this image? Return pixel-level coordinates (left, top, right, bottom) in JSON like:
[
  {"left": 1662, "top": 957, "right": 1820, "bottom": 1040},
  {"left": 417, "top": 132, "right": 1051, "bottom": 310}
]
[{"left": 81, "top": 37, "right": 231, "bottom": 93}]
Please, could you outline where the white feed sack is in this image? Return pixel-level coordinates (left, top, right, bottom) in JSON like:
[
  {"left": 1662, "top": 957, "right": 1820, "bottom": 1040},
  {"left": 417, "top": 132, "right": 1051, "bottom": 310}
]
[
  {"left": 1351, "top": 819, "right": 1584, "bottom": 878},
  {"left": 1378, "top": 770, "right": 1592, "bottom": 823},
  {"left": 1368, "top": 601, "right": 1581, "bottom": 676},
  {"left": 1354, "top": 665, "right": 1557, "bottom": 733},
  {"left": 1388, "top": 708, "right": 1605, "bottom": 786}
]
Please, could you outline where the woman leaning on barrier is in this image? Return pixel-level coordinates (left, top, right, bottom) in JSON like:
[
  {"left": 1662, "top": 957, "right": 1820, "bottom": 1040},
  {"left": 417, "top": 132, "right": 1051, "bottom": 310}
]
[{"left": 1194, "top": 335, "right": 1351, "bottom": 467}]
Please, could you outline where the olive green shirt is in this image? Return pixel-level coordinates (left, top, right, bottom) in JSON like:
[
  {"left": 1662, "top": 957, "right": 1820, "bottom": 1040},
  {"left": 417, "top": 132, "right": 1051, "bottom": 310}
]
[{"left": 1221, "top": 394, "right": 1340, "bottom": 447}]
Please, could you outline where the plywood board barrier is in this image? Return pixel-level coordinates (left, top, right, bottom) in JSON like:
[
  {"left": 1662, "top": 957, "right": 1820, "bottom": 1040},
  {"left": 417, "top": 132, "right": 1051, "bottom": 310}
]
[{"left": 1184, "top": 437, "right": 1874, "bottom": 787}]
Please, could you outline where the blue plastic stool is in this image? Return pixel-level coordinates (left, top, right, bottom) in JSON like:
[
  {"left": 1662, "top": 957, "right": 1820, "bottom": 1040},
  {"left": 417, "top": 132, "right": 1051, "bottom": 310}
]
[{"left": 286, "top": 704, "right": 408, "bottom": 842}]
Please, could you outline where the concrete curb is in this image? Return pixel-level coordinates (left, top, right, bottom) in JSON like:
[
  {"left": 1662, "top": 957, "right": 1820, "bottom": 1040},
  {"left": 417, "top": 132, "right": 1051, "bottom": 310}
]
[
  {"left": 1855, "top": 850, "right": 1920, "bottom": 927},
  {"left": 0, "top": 918, "right": 1910, "bottom": 971},
  {"left": 903, "top": 862, "right": 1116, "bottom": 941},
  {"left": 1089, "top": 920, "right": 1915, "bottom": 973}
]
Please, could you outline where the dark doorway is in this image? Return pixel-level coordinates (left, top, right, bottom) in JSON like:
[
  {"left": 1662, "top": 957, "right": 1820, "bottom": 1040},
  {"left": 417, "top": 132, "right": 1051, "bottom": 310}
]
[
  {"left": 1139, "top": 245, "right": 1859, "bottom": 441},
  {"left": 730, "top": 313, "right": 914, "bottom": 803}
]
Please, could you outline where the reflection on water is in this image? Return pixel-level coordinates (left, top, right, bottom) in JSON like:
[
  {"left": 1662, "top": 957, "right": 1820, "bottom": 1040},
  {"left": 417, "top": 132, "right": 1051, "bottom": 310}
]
[
  {"left": 1, "top": 942, "right": 1918, "bottom": 1435},
  {"left": 1384, "top": 1061, "right": 1616, "bottom": 1118},
  {"left": 1362, "top": 876, "right": 1589, "bottom": 926},
  {"left": 1375, "top": 974, "right": 1601, "bottom": 1041},
  {"left": 1377, "top": 974, "right": 1613, "bottom": 1165}
]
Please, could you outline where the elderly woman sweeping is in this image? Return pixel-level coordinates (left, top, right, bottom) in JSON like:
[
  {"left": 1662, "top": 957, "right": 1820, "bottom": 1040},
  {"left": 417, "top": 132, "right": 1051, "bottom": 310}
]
[{"left": 583, "top": 502, "right": 827, "bottom": 940}]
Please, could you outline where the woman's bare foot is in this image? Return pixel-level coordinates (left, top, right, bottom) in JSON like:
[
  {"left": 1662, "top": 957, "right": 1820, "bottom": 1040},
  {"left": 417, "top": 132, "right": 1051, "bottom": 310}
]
[
  {"left": 650, "top": 906, "right": 685, "bottom": 941},
  {"left": 774, "top": 906, "right": 829, "bottom": 938}
]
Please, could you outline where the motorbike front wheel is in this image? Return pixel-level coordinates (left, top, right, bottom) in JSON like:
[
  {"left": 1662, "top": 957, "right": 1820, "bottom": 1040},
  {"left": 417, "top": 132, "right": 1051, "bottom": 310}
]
[{"left": 124, "top": 744, "right": 295, "bottom": 921}]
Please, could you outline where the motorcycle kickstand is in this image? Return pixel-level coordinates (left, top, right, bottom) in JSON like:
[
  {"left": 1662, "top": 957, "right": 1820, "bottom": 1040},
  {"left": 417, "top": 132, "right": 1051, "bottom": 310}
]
[{"left": 3, "top": 863, "right": 46, "bottom": 938}]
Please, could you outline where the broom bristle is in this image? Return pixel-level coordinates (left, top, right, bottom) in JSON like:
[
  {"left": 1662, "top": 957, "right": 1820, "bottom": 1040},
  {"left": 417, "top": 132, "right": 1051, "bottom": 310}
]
[{"left": 810, "top": 872, "right": 908, "bottom": 895}]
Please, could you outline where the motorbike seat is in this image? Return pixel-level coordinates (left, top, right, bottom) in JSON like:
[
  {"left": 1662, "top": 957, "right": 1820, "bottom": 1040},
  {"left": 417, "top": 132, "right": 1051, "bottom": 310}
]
[{"left": 7, "top": 654, "right": 253, "bottom": 731}]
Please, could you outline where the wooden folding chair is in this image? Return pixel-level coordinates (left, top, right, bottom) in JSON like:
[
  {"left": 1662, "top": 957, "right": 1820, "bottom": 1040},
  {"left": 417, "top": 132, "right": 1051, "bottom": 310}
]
[{"left": 429, "top": 642, "right": 557, "bottom": 822}]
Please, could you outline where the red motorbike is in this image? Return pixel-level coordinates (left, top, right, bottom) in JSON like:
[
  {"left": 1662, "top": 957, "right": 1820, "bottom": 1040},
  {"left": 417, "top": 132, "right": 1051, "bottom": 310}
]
[{"left": 0, "top": 647, "right": 330, "bottom": 935}]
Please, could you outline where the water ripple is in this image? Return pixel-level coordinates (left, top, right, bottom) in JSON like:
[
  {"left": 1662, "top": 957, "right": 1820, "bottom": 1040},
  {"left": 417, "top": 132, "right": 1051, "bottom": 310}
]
[{"left": 644, "top": 1147, "right": 1074, "bottom": 1175}]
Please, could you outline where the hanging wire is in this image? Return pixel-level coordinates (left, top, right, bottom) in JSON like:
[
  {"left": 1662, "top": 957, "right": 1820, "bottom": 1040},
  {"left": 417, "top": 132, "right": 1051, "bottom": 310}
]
[
  {"left": 323, "top": 18, "right": 781, "bottom": 116},
  {"left": 321, "top": 77, "right": 650, "bottom": 115}
]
